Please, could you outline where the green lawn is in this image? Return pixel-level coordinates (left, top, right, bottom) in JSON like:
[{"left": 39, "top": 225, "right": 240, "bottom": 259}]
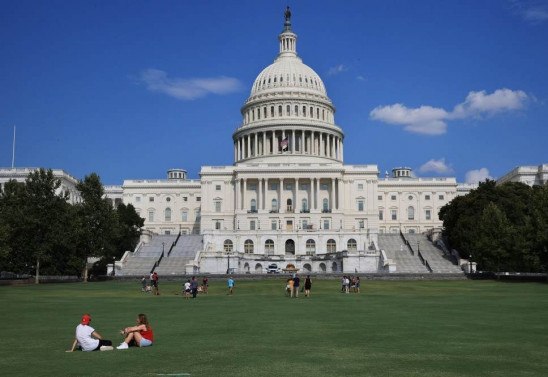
[{"left": 0, "top": 279, "right": 547, "bottom": 377}]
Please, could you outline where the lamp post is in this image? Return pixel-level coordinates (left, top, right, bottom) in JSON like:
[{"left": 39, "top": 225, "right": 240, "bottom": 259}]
[
  {"left": 112, "top": 257, "right": 115, "bottom": 277},
  {"left": 469, "top": 254, "right": 473, "bottom": 274}
]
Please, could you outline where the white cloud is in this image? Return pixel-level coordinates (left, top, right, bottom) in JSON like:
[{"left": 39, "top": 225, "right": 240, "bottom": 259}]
[
  {"left": 509, "top": 0, "right": 548, "bottom": 23},
  {"left": 419, "top": 158, "right": 454, "bottom": 174},
  {"left": 369, "top": 88, "right": 529, "bottom": 135},
  {"left": 451, "top": 89, "right": 528, "bottom": 119},
  {"left": 139, "top": 69, "right": 243, "bottom": 100},
  {"left": 465, "top": 168, "right": 493, "bottom": 184},
  {"left": 327, "top": 64, "right": 348, "bottom": 76},
  {"left": 356, "top": 75, "right": 366, "bottom": 81},
  {"left": 370, "top": 104, "right": 448, "bottom": 135}
]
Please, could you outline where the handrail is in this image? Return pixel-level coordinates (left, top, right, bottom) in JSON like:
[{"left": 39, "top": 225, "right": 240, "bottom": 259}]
[{"left": 417, "top": 251, "right": 433, "bottom": 273}]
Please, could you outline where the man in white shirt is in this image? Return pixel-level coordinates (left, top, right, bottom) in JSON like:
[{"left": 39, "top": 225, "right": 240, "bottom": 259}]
[{"left": 67, "top": 314, "right": 113, "bottom": 352}]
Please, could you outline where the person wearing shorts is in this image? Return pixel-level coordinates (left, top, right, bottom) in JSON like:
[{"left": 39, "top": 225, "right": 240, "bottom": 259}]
[
  {"left": 67, "top": 314, "right": 113, "bottom": 352},
  {"left": 117, "top": 313, "right": 154, "bottom": 349}
]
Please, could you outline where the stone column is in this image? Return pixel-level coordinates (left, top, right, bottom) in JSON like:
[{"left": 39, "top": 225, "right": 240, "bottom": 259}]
[
  {"left": 262, "top": 132, "right": 266, "bottom": 156},
  {"left": 278, "top": 178, "right": 285, "bottom": 213},
  {"left": 258, "top": 178, "right": 262, "bottom": 212},
  {"left": 254, "top": 133, "right": 258, "bottom": 157},
  {"left": 291, "top": 129, "right": 296, "bottom": 154},
  {"left": 331, "top": 178, "right": 336, "bottom": 210},
  {"left": 243, "top": 179, "right": 247, "bottom": 211},
  {"left": 315, "top": 178, "right": 319, "bottom": 210},
  {"left": 295, "top": 178, "right": 299, "bottom": 213},
  {"left": 236, "top": 179, "right": 241, "bottom": 210},
  {"left": 246, "top": 135, "right": 251, "bottom": 158}
]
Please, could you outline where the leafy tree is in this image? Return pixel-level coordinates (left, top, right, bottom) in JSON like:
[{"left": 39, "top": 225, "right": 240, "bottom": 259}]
[
  {"left": 114, "top": 203, "right": 144, "bottom": 257},
  {"left": 74, "top": 173, "right": 116, "bottom": 281},
  {"left": 440, "top": 180, "right": 548, "bottom": 272}
]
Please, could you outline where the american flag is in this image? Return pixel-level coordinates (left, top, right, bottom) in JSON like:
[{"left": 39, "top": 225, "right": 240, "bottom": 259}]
[{"left": 280, "top": 137, "right": 289, "bottom": 151}]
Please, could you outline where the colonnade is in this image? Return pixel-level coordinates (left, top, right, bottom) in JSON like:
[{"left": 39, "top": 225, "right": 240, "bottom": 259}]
[
  {"left": 234, "top": 129, "right": 343, "bottom": 162},
  {"left": 234, "top": 177, "right": 341, "bottom": 213}
]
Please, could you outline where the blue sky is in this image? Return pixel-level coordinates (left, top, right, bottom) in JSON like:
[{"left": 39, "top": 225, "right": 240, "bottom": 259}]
[{"left": 1, "top": 0, "right": 547, "bottom": 185}]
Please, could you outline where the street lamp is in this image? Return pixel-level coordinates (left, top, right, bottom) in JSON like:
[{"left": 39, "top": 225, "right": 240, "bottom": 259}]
[{"left": 469, "top": 254, "right": 473, "bottom": 274}]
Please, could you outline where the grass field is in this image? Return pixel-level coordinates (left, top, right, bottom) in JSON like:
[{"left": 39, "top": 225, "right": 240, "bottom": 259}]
[{"left": 1, "top": 278, "right": 547, "bottom": 377}]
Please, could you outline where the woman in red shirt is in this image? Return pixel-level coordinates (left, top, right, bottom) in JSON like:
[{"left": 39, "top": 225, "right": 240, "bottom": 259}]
[{"left": 117, "top": 313, "right": 154, "bottom": 349}]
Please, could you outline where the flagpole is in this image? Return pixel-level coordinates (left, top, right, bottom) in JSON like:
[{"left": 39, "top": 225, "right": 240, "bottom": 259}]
[{"left": 12, "top": 125, "right": 16, "bottom": 169}]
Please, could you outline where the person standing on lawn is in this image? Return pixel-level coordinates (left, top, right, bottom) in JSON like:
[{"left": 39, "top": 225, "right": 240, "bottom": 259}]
[{"left": 227, "top": 276, "right": 235, "bottom": 295}]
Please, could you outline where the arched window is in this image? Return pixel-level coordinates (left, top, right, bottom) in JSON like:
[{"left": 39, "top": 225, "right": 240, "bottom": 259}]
[
  {"left": 408, "top": 206, "right": 415, "bottom": 220},
  {"left": 164, "top": 207, "right": 171, "bottom": 222},
  {"left": 286, "top": 198, "right": 293, "bottom": 212},
  {"left": 223, "top": 239, "right": 233, "bottom": 252},
  {"left": 265, "top": 239, "right": 274, "bottom": 254},
  {"left": 327, "top": 239, "right": 336, "bottom": 252},
  {"left": 250, "top": 199, "right": 257, "bottom": 212},
  {"left": 278, "top": 105, "right": 282, "bottom": 116},
  {"left": 271, "top": 199, "right": 278, "bottom": 212},
  {"left": 310, "top": 106, "right": 313, "bottom": 117},
  {"left": 181, "top": 210, "right": 188, "bottom": 222},
  {"left": 286, "top": 104, "right": 290, "bottom": 115},
  {"left": 306, "top": 239, "right": 316, "bottom": 254},
  {"left": 295, "top": 105, "right": 298, "bottom": 116},
  {"left": 244, "top": 239, "right": 254, "bottom": 254},
  {"left": 270, "top": 106, "right": 274, "bottom": 117},
  {"left": 303, "top": 106, "right": 306, "bottom": 116},
  {"left": 347, "top": 239, "right": 357, "bottom": 251},
  {"left": 323, "top": 198, "right": 329, "bottom": 211},
  {"left": 148, "top": 210, "right": 155, "bottom": 222},
  {"left": 301, "top": 198, "right": 308, "bottom": 211}
]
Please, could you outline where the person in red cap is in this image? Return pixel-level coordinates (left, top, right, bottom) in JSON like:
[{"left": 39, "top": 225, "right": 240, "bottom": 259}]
[{"left": 67, "top": 314, "right": 113, "bottom": 352}]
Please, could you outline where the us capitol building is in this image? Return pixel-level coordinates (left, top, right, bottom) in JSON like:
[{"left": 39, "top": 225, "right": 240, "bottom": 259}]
[{"left": 2, "top": 12, "right": 546, "bottom": 275}]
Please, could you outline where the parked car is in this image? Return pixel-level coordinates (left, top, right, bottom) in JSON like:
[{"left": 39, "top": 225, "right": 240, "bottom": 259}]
[{"left": 266, "top": 263, "right": 280, "bottom": 274}]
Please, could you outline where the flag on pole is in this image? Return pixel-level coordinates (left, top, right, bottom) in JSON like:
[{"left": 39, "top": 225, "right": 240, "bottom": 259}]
[{"left": 280, "top": 137, "right": 289, "bottom": 152}]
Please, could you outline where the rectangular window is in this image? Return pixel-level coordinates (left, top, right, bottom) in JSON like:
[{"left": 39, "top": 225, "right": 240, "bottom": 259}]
[
  {"left": 391, "top": 210, "right": 397, "bottom": 220},
  {"left": 391, "top": 195, "right": 396, "bottom": 201},
  {"left": 425, "top": 195, "right": 431, "bottom": 200},
  {"left": 135, "top": 197, "right": 141, "bottom": 203},
  {"left": 285, "top": 184, "right": 292, "bottom": 190},
  {"left": 379, "top": 210, "right": 384, "bottom": 220},
  {"left": 323, "top": 219, "right": 330, "bottom": 230},
  {"left": 321, "top": 184, "right": 328, "bottom": 190},
  {"left": 439, "top": 195, "right": 444, "bottom": 200},
  {"left": 183, "top": 197, "right": 188, "bottom": 202},
  {"left": 196, "top": 197, "right": 201, "bottom": 202},
  {"left": 214, "top": 201, "right": 221, "bottom": 212},
  {"left": 215, "top": 185, "right": 221, "bottom": 191},
  {"left": 148, "top": 211, "right": 154, "bottom": 222},
  {"left": 149, "top": 197, "right": 154, "bottom": 202},
  {"left": 358, "top": 183, "right": 364, "bottom": 190},
  {"left": 426, "top": 210, "right": 431, "bottom": 220},
  {"left": 359, "top": 220, "right": 365, "bottom": 229},
  {"left": 215, "top": 221, "right": 221, "bottom": 230},
  {"left": 270, "top": 183, "right": 278, "bottom": 190},
  {"left": 378, "top": 195, "right": 382, "bottom": 201},
  {"left": 181, "top": 211, "right": 188, "bottom": 221},
  {"left": 302, "top": 219, "right": 308, "bottom": 229},
  {"left": 300, "top": 184, "right": 309, "bottom": 190},
  {"left": 250, "top": 220, "right": 256, "bottom": 230},
  {"left": 358, "top": 200, "right": 364, "bottom": 212},
  {"left": 271, "top": 220, "right": 277, "bottom": 230}
]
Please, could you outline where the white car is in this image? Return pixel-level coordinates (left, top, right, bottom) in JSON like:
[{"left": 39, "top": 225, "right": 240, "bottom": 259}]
[{"left": 266, "top": 264, "right": 280, "bottom": 274}]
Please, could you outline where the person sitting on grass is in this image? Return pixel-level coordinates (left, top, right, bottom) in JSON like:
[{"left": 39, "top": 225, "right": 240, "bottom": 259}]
[
  {"left": 117, "top": 313, "right": 154, "bottom": 350},
  {"left": 67, "top": 314, "right": 113, "bottom": 352}
]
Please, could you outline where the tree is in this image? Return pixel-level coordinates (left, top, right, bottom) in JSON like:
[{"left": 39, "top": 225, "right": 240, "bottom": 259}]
[
  {"left": 114, "top": 203, "right": 144, "bottom": 258},
  {"left": 74, "top": 173, "right": 116, "bottom": 281}
]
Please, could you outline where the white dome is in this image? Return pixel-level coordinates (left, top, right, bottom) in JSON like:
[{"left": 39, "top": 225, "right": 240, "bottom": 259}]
[{"left": 251, "top": 56, "right": 327, "bottom": 97}]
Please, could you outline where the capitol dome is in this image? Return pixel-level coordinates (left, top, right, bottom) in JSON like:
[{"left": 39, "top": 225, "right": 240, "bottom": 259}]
[
  {"left": 233, "top": 9, "right": 344, "bottom": 165},
  {"left": 250, "top": 54, "right": 328, "bottom": 98}
]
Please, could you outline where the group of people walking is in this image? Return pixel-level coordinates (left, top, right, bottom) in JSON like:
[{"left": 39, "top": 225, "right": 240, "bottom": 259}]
[
  {"left": 286, "top": 274, "right": 312, "bottom": 298},
  {"left": 341, "top": 275, "right": 360, "bottom": 293},
  {"left": 67, "top": 313, "right": 154, "bottom": 352}
]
